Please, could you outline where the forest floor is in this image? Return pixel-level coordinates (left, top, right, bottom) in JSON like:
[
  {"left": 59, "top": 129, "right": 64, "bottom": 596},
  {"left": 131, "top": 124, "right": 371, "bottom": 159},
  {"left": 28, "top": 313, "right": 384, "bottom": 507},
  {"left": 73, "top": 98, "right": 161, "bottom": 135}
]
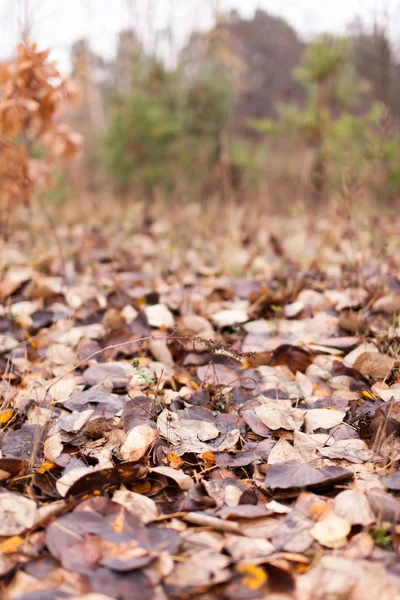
[{"left": 1, "top": 203, "right": 400, "bottom": 599}]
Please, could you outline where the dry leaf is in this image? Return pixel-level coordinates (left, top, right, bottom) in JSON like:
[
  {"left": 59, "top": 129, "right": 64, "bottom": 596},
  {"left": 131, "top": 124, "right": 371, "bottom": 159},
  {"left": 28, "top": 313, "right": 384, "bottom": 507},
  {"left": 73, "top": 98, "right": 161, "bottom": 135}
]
[
  {"left": 113, "top": 488, "right": 158, "bottom": 523},
  {"left": 120, "top": 424, "right": 158, "bottom": 461},
  {"left": 145, "top": 304, "right": 175, "bottom": 328},
  {"left": 333, "top": 489, "right": 375, "bottom": 526},
  {"left": 310, "top": 512, "right": 351, "bottom": 548},
  {"left": 0, "top": 493, "right": 36, "bottom": 535},
  {"left": 304, "top": 408, "right": 346, "bottom": 432},
  {"left": 353, "top": 351, "right": 395, "bottom": 379},
  {"left": 150, "top": 466, "right": 193, "bottom": 490},
  {"left": 255, "top": 401, "right": 304, "bottom": 431}
]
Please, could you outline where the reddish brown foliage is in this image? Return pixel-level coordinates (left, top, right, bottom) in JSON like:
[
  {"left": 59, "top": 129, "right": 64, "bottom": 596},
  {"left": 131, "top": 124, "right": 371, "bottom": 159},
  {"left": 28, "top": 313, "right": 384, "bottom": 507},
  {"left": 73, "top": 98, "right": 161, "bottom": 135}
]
[{"left": 0, "top": 39, "right": 81, "bottom": 210}]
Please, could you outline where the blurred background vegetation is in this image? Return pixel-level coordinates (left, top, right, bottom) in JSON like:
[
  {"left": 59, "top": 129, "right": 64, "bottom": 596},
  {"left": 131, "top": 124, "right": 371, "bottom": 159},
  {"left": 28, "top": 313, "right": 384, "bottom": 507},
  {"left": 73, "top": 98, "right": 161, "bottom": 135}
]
[{"left": 2, "top": 1, "right": 400, "bottom": 214}]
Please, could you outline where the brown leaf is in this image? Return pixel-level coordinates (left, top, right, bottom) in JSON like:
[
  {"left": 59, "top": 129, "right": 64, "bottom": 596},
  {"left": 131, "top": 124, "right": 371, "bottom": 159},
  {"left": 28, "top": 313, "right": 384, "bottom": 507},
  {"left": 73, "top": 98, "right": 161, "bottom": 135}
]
[
  {"left": 265, "top": 460, "right": 325, "bottom": 490},
  {"left": 366, "top": 487, "right": 400, "bottom": 522},
  {"left": 87, "top": 567, "right": 153, "bottom": 599},
  {"left": 270, "top": 344, "right": 313, "bottom": 373},
  {"left": 353, "top": 351, "right": 395, "bottom": 379},
  {"left": 120, "top": 424, "right": 158, "bottom": 462},
  {"left": 60, "top": 533, "right": 102, "bottom": 574}
]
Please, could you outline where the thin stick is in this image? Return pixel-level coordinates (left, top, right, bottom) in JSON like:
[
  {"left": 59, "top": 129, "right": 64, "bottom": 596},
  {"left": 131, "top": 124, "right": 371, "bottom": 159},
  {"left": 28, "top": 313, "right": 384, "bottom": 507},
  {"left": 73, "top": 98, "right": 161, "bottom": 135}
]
[{"left": 46, "top": 334, "right": 247, "bottom": 393}]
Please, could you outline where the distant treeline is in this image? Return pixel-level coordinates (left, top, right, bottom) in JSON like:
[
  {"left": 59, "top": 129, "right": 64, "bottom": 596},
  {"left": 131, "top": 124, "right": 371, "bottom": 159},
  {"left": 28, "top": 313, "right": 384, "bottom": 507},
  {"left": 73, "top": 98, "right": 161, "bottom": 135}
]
[{"left": 63, "top": 9, "right": 400, "bottom": 207}]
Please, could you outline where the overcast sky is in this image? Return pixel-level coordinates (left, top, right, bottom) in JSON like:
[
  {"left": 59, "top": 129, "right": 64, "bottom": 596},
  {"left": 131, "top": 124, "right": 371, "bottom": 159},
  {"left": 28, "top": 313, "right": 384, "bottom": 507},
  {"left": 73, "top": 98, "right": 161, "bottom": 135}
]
[{"left": 0, "top": 0, "right": 396, "bottom": 72}]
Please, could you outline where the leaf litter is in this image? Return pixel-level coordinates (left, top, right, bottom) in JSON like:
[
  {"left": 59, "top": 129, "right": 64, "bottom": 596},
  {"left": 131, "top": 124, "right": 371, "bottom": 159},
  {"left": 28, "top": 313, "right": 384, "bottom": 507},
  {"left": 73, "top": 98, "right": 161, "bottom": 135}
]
[{"left": 2, "top": 219, "right": 400, "bottom": 599}]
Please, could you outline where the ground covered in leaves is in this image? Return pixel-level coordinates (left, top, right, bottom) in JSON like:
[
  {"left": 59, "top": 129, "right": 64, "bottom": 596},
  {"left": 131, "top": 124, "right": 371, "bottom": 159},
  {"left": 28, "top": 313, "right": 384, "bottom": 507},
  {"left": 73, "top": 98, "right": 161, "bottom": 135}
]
[{"left": 2, "top": 213, "right": 400, "bottom": 599}]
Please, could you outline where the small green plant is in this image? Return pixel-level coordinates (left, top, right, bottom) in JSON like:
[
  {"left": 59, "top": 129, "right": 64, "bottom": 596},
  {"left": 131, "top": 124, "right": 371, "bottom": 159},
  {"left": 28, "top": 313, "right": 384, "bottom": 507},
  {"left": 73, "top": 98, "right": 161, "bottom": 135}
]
[
  {"left": 214, "top": 394, "right": 230, "bottom": 412},
  {"left": 132, "top": 359, "right": 156, "bottom": 388},
  {"left": 372, "top": 526, "right": 392, "bottom": 549}
]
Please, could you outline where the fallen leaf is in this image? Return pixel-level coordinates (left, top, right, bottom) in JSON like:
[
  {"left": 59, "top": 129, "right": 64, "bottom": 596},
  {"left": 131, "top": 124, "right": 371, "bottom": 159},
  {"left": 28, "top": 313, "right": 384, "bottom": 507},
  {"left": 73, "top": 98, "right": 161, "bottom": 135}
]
[
  {"left": 265, "top": 460, "right": 325, "bottom": 490},
  {"left": 310, "top": 512, "right": 351, "bottom": 548},
  {"left": 267, "top": 438, "right": 303, "bottom": 464},
  {"left": 255, "top": 401, "right": 304, "bottom": 431},
  {"left": 0, "top": 492, "right": 36, "bottom": 535},
  {"left": 84, "top": 363, "right": 129, "bottom": 388},
  {"left": 353, "top": 351, "right": 395, "bottom": 379},
  {"left": 150, "top": 466, "right": 193, "bottom": 490},
  {"left": 120, "top": 424, "right": 158, "bottom": 461},
  {"left": 211, "top": 307, "right": 248, "bottom": 327},
  {"left": 297, "top": 555, "right": 398, "bottom": 599},
  {"left": 318, "top": 439, "right": 373, "bottom": 463},
  {"left": 366, "top": 488, "right": 400, "bottom": 522},
  {"left": 383, "top": 470, "right": 400, "bottom": 491},
  {"left": 333, "top": 489, "right": 375, "bottom": 525},
  {"left": 270, "top": 344, "right": 313, "bottom": 373},
  {"left": 112, "top": 489, "right": 158, "bottom": 523},
  {"left": 304, "top": 408, "right": 345, "bottom": 432},
  {"left": 164, "top": 548, "right": 231, "bottom": 589},
  {"left": 145, "top": 304, "right": 175, "bottom": 328}
]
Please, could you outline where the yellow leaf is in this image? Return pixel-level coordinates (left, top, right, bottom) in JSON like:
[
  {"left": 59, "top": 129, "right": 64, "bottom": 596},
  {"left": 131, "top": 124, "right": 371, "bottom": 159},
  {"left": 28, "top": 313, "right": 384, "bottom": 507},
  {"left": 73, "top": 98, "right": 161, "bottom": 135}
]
[
  {"left": 0, "top": 410, "right": 13, "bottom": 424},
  {"left": 201, "top": 452, "right": 215, "bottom": 466},
  {"left": 132, "top": 480, "right": 152, "bottom": 494},
  {"left": 237, "top": 564, "right": 268, "bottom": 591},
  {"left": 361, "top": 389, "right": 378, "bottom": 401},
  {"left": 37, "top": 461, "right": 55, "bottom": 474},
  {"left": 2, "top": 535, "right": 24, "bottom": 554},
  {"left": 168, "top": 452, "right": 184, "bottom": 469},
  {"left": 297, "top": 563, "right": 310, "bottom": 574}
]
